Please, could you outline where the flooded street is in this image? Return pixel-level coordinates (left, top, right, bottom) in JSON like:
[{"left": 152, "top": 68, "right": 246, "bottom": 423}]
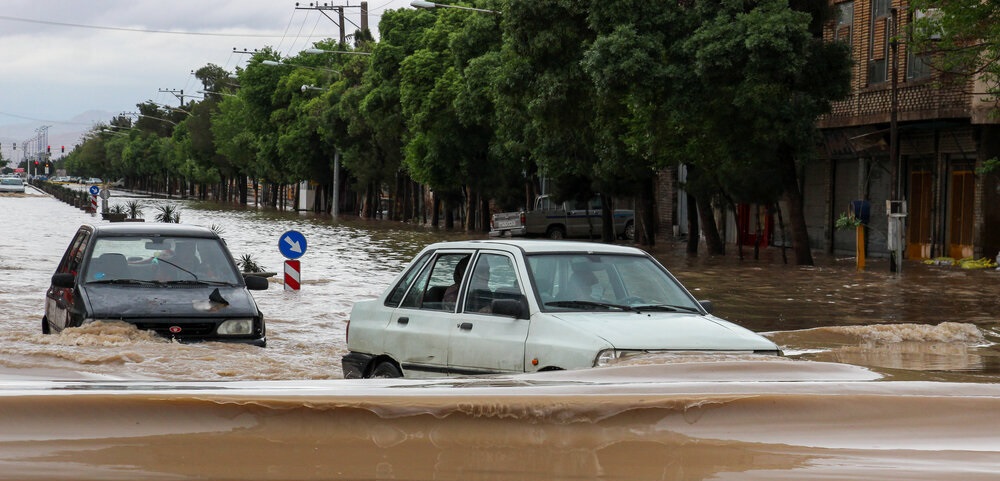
[{"left": 2, "top": 187, "right": 1000, "bottom": 480}]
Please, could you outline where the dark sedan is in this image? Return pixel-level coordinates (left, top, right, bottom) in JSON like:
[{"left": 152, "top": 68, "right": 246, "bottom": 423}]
[{"left": 43, "top": 223, "right": 268, "bottom": 346}]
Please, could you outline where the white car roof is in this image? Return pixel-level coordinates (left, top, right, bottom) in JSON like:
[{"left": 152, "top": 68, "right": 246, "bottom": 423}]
[{"left": 422, "top": 239, "right": 646, "bottom": 256}]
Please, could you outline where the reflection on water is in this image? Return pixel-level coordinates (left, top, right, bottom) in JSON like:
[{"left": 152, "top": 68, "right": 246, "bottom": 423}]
[{"left": 2, "top": 190, "right": 1000, "bottom": 479}]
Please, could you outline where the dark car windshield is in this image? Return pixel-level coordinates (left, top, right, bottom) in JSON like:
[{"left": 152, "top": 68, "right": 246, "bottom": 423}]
[
  {"left": 84, "top": 235, "right": 240, "bottom": 285},
  {"left": 526, "top": 253, "right": 701, "bottom": 312}
]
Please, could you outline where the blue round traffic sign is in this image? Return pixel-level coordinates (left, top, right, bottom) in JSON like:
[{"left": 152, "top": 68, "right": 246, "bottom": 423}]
[
  {"left": 279, "top": 230, "right": 307, "bottom": 260},
  {"left": 89, "top": 185, "right": 100, "bottom": 196}
]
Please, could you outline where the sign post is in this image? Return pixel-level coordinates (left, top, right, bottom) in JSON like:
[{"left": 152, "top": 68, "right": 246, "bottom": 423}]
[
  {"left": 279, "top": 230, "right": 307, "bottom": 291},
  {"left": 99, "top": 184, "right": 110, "bottom": 213},
  {"left": 89, "top": 185, "right": 100, "bottom": 214}
]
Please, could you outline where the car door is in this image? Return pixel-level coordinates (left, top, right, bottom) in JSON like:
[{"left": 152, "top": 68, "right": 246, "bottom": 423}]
[
  {"left": 45, "top": 227, "right": 91, "bottom": 331},
  {"left": 566, "top": 198, "right": 601, "bottom": 238},
  {"left": 384, "top": 251, "right": 472, "bottom": 378},
  {"left": 447, "top": 252, "right": 531, "bottom": 375}
]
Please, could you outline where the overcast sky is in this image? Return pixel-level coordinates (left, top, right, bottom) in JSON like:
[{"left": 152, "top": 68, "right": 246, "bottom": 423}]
[{"left": 0, "top": 0, "right": 413, "bottom": 154}]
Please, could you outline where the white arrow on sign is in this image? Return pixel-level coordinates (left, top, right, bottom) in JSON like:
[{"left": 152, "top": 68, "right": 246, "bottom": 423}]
[{"left": 283, "top": 235, "right": 303, "bottom": 254}]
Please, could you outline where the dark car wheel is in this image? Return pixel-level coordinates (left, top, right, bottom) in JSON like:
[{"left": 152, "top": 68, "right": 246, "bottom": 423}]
[
  {"left": 547, "top": 226, "right": 566, "bottom": 240},
  {"left": 41, "top": 317, "right": 50, "bottom": 335},
  {"left": 370, "top": 361, "right": 403, "bottom": 378},
  {"left": 624, "top": 221, "right": 635, "bottom": 240}
]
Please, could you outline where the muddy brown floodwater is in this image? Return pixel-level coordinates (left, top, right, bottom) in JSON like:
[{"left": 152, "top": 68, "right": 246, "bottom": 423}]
[{"left": 1, "top": 187, "right": 999, "bottom": 480}]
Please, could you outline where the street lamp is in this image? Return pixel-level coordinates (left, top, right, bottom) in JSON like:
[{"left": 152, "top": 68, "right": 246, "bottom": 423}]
[
  {"left": 304, "top": 48, "right": 371, "bottom": 56},
  {"left": 410, "top": 0, "right": 499, "bottom": 14},
  {"left": 301, "top": 84, "right": 325, "bottom": 93},
  {"left": 198, "top": 89, "right": 237, "bottom": 98},
  {"left": 261, "top": 59, "right": 341, "bottom": 75},
  {"left": 122, "top": 112, "right": 178, "bottom": 126},
  {"left": 151, "top": 102, "right": 192, "bottom": 116}
]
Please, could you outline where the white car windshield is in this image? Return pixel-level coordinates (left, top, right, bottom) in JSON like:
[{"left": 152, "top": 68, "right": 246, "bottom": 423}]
[
  {"left": 526, "top": 253, "right": 701, "bottom": 312},
  {"left": 84, "top": 236, "right": 240, "bottom": 285}
]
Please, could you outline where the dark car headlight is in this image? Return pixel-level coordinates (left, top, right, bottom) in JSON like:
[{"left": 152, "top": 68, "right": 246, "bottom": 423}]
[{"left": 217, "top": 319, "right": 254, "bottom": 335}]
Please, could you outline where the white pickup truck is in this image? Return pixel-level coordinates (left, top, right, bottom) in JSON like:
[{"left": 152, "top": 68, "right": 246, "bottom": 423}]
[{"left": 489, "top": 195, "right": 635, "bottom": 240}]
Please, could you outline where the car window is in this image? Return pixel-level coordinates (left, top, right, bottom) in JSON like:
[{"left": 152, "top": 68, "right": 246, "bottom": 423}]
[
  {"left": 84, "top": 235, "right": 240, "bottom": 284},
  {"left": 527, "top": 253, "right": 699, "bottom": 311},
  {"left": 400, "top": 253, "right": 470, "bottom": 311},
  {"left": 56, "top": 229, "right": 91, "bottom": 276},
  {"left": 462, "top": 253, "right": 523, "bottom": 314},
  {"left": 385, "top": 253, "right": 431, "bottom": 307}
]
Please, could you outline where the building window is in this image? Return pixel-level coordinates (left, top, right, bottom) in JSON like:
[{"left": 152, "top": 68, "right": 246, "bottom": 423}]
[
  {"left": 836, "top": 1, "right": 854, "bottom": 47},
  {"left": 907, "top": 9, "right": 939, "bottom": 81},
  {"left": 868, "top": 0, "right": 892, "bottom": 85},
  {"left": 907, "top": 51, "right": 932, "bottom": 80}
]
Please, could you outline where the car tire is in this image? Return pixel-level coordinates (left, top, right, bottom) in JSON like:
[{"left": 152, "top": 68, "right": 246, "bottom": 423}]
[
  {"left": 547, "top": 226, "right": 566, "bottom": 240},
  {"left": 370, "top": 361, "right": 403, "bottom": 378},
  {"left": 624, "top": 221, "right": 635, "bottom": 240},
  {"left": 41, "top": 317, "right": 50, "bottom": 335}
]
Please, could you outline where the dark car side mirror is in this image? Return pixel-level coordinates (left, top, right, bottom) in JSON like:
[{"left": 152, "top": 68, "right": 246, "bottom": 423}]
[
  {"left": 243, "top": 274, "right": 269, "bottom": 291},
  {"left": 699, "top": 300, "right": 713, "bottom": 314},
  {"left": 51, "top": 272, "right": 76, "bottom": 289},
  {"left": 492, "top": 297, "right": 529, "bottom": 320}
]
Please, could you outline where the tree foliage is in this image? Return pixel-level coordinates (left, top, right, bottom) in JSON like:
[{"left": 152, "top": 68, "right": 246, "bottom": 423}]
[{"left": 64, "top": 0, "right": 850, "bottom": 263}]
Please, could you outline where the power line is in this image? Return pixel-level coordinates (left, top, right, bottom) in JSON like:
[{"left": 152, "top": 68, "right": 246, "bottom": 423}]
[{"left": 0, "top": 14, "right": 290, "bottom": 38}]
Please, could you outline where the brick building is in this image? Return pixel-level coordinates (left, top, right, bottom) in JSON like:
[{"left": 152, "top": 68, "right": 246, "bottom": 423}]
[{"left": 813, "top": 0, "right": 1000, "bottom": 260}]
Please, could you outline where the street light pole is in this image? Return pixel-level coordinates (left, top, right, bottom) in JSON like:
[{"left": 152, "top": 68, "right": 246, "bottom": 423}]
[
  {"left": 888, "top": 6, "right": 906, "bottom": 274},
  {"left": 304, "top": 48, "right": 371, "bottom": 56},
  {"left": 410, "top": 0, "right": 499, "bottom": 14}
]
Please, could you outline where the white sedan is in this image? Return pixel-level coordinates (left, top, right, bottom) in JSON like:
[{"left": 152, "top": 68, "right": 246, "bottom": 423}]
[
  {"left": 0, "top": 177, "right": 25, "bottom": 193},
  {"left": 343, "top": 239, "right": 781, "bottom": 378}
]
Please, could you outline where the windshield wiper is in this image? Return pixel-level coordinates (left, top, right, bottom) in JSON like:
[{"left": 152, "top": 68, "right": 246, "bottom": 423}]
[
  {"left": 545, "top": 300, "right": 634, "bottom": 311},
  {"left": 632, "top": 304, "right": 701, "bottom": 313},
  {"left": 88, "top": 279, "right": 160, "bottom": 286},
  {"left": 163, "top": 280, "right": 232, "bottom": 286}
]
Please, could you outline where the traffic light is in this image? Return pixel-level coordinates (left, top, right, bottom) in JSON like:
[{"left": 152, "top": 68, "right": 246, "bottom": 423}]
[
  {"left": 46, "top": 145, "right": 51, "bottom": 153},
  {"left": 61, "top": 146, "right": 65, "bottom": 153},
  {"left": 34, "top": 160, "right": 39, "bottom": 165}
]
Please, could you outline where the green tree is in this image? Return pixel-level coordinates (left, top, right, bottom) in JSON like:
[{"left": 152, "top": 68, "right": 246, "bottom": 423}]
[
  {"left": 910, "top": 0, "right": 1000, "bottom": 107},
  {"left": 348, "top": 8, "right": 436, "bottom": 220},
  {"left": 497, "top": 0, "right": 618, "bottom": 240}
]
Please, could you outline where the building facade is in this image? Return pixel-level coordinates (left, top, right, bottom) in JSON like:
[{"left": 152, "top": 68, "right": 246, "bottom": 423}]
[{"left": 813, "top": 0, "right": 999, "bottom": 260}]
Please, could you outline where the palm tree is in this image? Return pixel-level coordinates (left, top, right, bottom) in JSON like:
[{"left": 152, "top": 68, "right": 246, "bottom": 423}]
[
  {"left": 154, "top": 204, "right": 181, "bottom": 223},
  {"left": 125, "top": 200, "right": 143, "bottom": 220}
]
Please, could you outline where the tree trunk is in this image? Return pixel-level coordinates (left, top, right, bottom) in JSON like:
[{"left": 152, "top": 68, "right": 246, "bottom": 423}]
[
  {"left": 697, "top": 193, "right": 725, "bottom": 255},
  {"left": 238, "top": 175, "right": 248, "bottom": 205},
  {"left": 637, "top": 175, "right": 656, "bottom": 246},
  {"left": 432, "top": 194, "right": 440, "bottom": 227},
  {"left": 600, "top": 193, "right": 614, "bottom": 242},
  {"left": 686, "top": 191, "right": 699, "bottom": 255},
  {"left": 779, "top": 146, "right": 814, "bottom": 265}
]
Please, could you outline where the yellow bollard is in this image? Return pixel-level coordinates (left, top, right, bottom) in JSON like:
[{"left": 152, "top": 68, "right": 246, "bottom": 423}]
[{"left": 856, "top": 224, "right": 866, "bottom": 270}]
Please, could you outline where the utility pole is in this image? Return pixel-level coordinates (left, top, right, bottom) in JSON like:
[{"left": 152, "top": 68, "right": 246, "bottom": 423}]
[
  {"left": 158, "top": 88, "right": 187, "bottom": 106},
  {"left": 292, "top": 1, "right": 368, "bottom": 217},
  {"left": 294, "top": 2, "right": 369, "bottom": 45},
  {"left": 888, "top": 7, "right": 906, "bottom": 274}
]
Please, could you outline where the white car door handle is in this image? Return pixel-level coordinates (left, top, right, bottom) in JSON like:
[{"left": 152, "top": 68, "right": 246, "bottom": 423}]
[
  {"left": 397, "top": 317, "right": 409, "bottom": 325},
  {"left": 457, "top": 322, "right": 473, "bottom": 330}
]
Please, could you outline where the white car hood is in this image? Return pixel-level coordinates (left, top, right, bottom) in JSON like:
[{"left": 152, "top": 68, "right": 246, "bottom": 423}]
[{"left": 547, "top": 311, "right": 778, "bottom": 352}]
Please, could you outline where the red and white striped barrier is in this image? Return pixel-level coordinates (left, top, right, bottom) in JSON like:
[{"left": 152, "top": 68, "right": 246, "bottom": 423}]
[
  {"left": 284, "top": 260, "right": 301, "bottom": 291},
  {"left": 91, "top": 195, "right": 98, "bottom": 212}
]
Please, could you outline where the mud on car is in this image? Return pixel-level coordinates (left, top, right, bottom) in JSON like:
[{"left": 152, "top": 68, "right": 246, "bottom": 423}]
[
  {"left": 44, "top": 223, "right": 268, "bottom": 346},
  {"left": 343, "top": 239, "right": 780, "bottom": 378}
]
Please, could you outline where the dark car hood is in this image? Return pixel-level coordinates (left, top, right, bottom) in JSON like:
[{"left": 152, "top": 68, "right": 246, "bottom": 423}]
[{"left": 82, "top": 285, "right": 259, "bottom": 319}]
